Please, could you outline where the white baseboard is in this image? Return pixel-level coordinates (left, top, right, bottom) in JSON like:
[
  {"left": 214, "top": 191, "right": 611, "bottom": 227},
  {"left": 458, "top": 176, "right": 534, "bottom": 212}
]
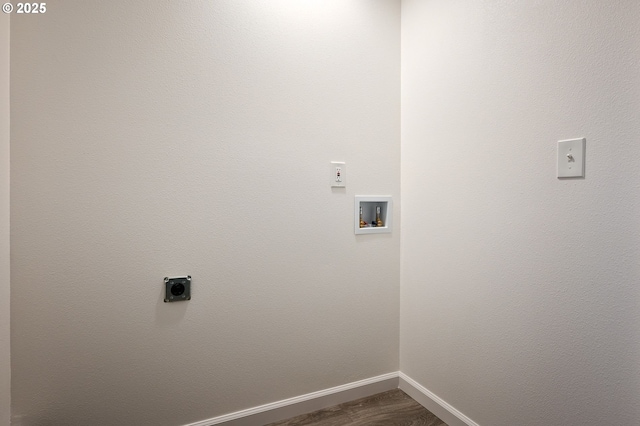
[
  {"left": 398, "top": 372, "right": 480, "bottom": 426},
  {"left": 184, "top": 372, "right": 399, "bottom": 426},
  {"left": 183, "top": 371, "right": 479, "bottom": 426}
]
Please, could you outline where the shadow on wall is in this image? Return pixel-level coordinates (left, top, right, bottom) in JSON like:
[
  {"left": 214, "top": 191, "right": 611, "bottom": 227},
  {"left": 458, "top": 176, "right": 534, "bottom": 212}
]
[{"left": 155, "top": 291, "right": 188, "bottom": 327}]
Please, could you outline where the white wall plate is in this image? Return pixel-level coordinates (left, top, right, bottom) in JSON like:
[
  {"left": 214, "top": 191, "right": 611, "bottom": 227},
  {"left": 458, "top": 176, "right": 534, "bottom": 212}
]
[
  {"left": 557, "top": 138, "right": 586, "bottom": 178},
  {"left": 330, "top": 162, "right": 346, "bottom": 187}
]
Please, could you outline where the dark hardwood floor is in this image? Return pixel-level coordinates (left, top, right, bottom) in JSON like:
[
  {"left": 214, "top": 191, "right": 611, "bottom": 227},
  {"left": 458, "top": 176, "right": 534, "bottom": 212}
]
[{"left": 265, "top": 389, "right": 447, "bottom": 426}]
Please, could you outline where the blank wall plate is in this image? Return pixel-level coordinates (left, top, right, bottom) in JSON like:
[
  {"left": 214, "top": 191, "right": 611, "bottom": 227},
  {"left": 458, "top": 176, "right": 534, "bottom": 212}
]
[{"left": 557, "top": 138, "right": 585, "bottom": 178}]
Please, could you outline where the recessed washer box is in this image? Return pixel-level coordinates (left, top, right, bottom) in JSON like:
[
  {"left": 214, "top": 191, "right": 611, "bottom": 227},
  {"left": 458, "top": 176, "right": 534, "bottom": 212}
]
[{"left": 355, "top": 196, "right": 392, "bottom": 235}]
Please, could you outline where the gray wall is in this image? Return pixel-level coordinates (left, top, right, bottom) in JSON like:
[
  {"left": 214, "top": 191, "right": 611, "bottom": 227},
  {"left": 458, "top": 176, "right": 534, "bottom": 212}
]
[
  {"left": 401, "top": 1, "right": 640, "bottom": 425},
  {"left": 11, "top": 2, "right": 639, "bottom": 425},
  {"left": 10, "top": 1, "right": 400, "bottom": 425}
]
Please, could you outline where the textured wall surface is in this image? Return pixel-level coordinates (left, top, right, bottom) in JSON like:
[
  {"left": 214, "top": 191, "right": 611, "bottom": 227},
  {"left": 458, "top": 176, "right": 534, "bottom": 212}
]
[
  {"left": 401, "top": 1, "right": 640, "bottom": 425},
  {"left": 10, "top": 1, "right": 400, "bottom": 425},
  {"left": 1, "top": 13, "right": 10, "bottom": 426}
]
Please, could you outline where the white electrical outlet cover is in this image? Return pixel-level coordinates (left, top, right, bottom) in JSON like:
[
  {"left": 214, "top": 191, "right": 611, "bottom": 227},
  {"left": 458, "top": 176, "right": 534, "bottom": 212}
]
[
  {"left": 557, "top": 138, "right": 585, "bottom": 178},
  {"left": 330, "top": 162, "right": 345, "bottom": 187}
]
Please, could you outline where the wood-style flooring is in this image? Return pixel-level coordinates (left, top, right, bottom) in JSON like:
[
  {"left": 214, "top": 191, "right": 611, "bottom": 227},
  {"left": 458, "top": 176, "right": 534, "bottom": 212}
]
[{"left": 265, "top": 389, "right": 448, "bottom": 426}]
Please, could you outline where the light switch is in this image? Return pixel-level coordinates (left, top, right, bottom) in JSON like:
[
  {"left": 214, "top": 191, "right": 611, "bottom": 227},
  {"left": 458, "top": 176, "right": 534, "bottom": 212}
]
[
  {"left": 330, "top": 162, "right": 345, "bottom": 187},
  {"left": 557, "top": 138, "right": 585, "bottom": 178}
]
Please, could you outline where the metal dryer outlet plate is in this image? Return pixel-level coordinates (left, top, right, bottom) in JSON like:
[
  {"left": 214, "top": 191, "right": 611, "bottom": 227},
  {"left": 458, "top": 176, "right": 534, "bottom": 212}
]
[{"left": 164, "top": 276, "right": 191, "bottom": 302}]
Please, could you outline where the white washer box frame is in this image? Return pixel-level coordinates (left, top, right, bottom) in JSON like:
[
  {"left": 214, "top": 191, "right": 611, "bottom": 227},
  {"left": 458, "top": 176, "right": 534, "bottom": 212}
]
[{"left": 354, "top": 196, "right": 393, "bottom": 235}]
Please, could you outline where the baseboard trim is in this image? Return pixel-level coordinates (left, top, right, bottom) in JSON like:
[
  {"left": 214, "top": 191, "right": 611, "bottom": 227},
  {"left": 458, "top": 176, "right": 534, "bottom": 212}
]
[
  {"left": 398, "top": 372, "right": 480, "bottom": 426},
  {"left": 184, "top": 372, "right": 399, "bottom": 426}
]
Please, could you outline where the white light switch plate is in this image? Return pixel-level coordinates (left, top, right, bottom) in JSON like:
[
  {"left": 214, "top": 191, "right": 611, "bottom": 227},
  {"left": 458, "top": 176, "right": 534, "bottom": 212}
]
[
  {"left": 557, "top": 138, "right": 585, "bottom": 178},
  {"left": 330, "top": 162, "right": 345, "bottom": 187}
]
